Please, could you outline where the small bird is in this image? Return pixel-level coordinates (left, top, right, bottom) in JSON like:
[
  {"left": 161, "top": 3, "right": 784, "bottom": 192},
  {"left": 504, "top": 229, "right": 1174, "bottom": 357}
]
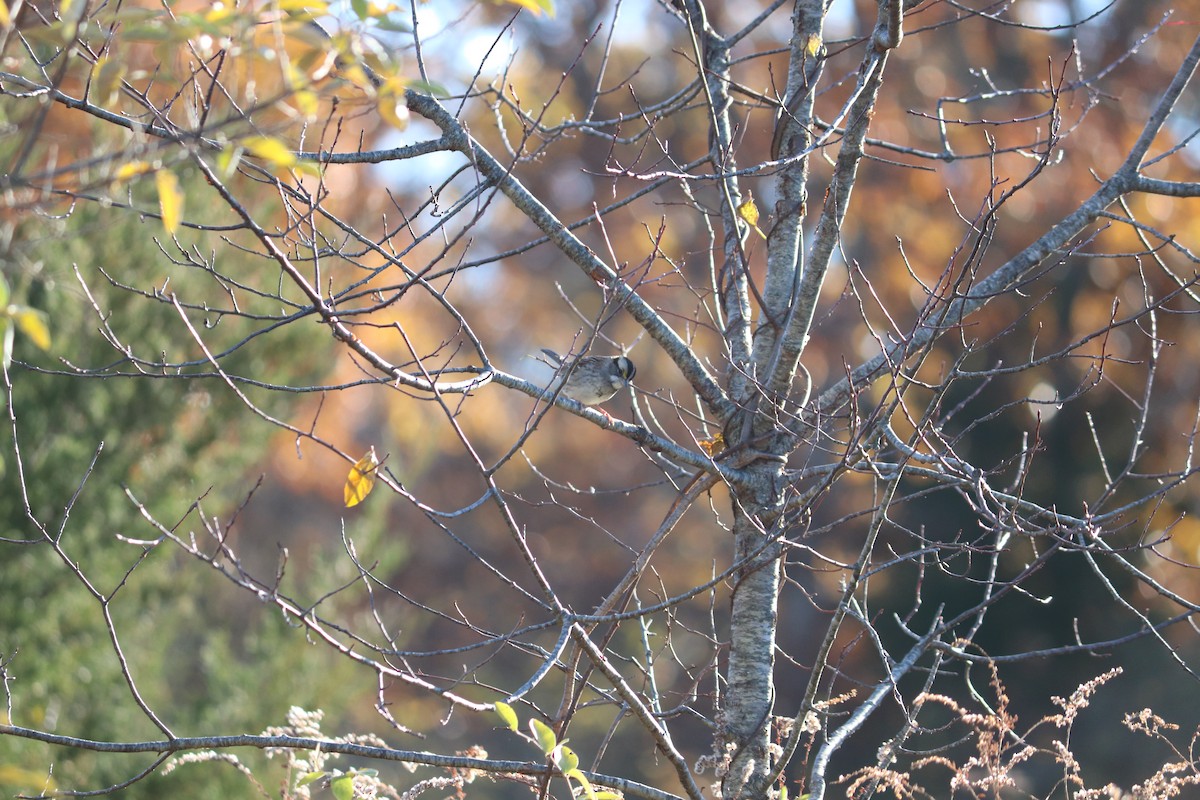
[{"left": 541, "top": 349, "right": 636, "bottom": 405}]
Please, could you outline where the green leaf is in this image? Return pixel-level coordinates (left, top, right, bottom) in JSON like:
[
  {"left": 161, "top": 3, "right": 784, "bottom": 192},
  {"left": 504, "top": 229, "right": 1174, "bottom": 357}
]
[
  {"left": 566, "top": 769, "right": 597, "bottom": 800},
  {"left": 494, "top": 700, "right": 519, "bottom": 731},
  {"left": 92, "top": 54, "right": 126, "bottom": 107},
  {"left": 554, "top": 745, "right": 579, "bottom": 772},
  {"left": 351, "top": 0, "right": 368, "bottom": 20},
  {"left": 122, "top": 23, "right": 176, "bottom": 41},
  {"left": 12, "top": 307, "right": 51, "bottom": 351},
  {"left": 530, "top": 718, "right": 557, "bottom": 755},
  {"left": 373, "top": 17, "right": 413, "bottom": 33},
  {"left": 407, "top": 78, "right": 449, "bottom": 97},
  {"left": 331, "top": 773, "right": 355, "bottom": 800},
  {"left": 22, "top": 20, "right": 73, "bottom": 47},
  {"left": 297, "top": 771, "right": 326, "bottom": 788},
  {"left": 0, "top": 273, "right": 9, "bottom": 307}
]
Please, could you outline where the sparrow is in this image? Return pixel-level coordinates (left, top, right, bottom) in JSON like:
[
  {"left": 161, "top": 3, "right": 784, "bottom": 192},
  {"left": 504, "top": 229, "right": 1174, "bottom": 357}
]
[{"left": 540, "top": 349, "right": 636, "bottom": 405}]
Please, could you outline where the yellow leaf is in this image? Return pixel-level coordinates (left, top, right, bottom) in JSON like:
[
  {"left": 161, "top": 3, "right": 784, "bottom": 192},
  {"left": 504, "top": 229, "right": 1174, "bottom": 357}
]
[
  {"left": 737, "top": 198, "right": 759, "bottom": 227},
  {"left": 294, "top": 161, "right": 323, "bottom": 179},
  {"left": 292, "top": 46, "right": 335, "bottom": 82},
  {"left": 339, "top": 64, "right": 375, "bottom": 91},
  {"left": 699, "top": 433, "right": 725, "bottom": 457},
  {"left": 0, "top": 764, "right": 56, "bottom": 791},
  {"left": 12, "top": 308, "right": 51, "bottom": 351},
  {"left": 278, "top": 0, "right": 330, "bottom": 12},
  {"left": 243, "top": 136, "right": 298, "bottom": 168},
  {"left": 498, "top": 0, "right": 554, "bottom": 17},
  {"left": 378, "top": 93, "right": 409, "bottom": 130},
  {"left": 344, "top": 447, "right": 380, "bottom": 508},
  {"left": 292, "top": 88, "right": 320, "bottom": 119},
  {"left": 0, "top": 2, "right": 12, "bottom": 28},
  {"left": 204, "top": 5, "right": 237, "bottom": 23},
  {"left": 155, "top": 169, "right": 184, "bottom": 235},
  {"left": 114, "top": 160, "right": 154, "bottom": 183},
  {"left": 216, "top": 147, "right": 242, "bottom": 178},
  {"left": 736, "top": 196, "right": 767, "bottom": 240},
  {"left": 359, "top": 0, "right": 400, "bottom": 17}
]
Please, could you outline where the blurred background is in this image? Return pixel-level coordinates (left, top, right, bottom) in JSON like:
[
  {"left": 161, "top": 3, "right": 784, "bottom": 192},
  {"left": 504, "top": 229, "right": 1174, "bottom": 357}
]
[{"left": 4, "top": 0, "right": 1200, "bottom": 797}]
